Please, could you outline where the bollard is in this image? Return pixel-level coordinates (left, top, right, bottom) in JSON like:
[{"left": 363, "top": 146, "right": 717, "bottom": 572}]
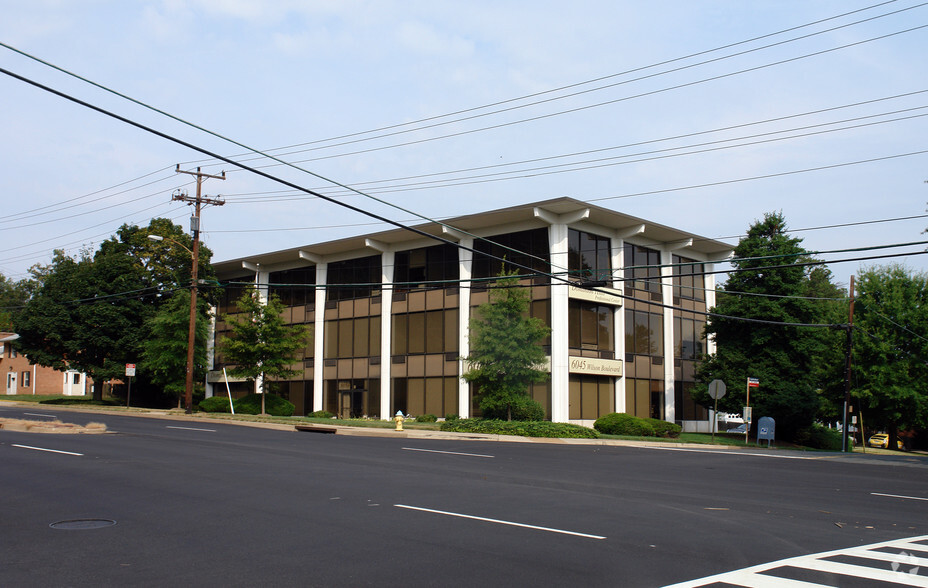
[{"left": 394, "top": 410, "right": 405, "bottom": 431}]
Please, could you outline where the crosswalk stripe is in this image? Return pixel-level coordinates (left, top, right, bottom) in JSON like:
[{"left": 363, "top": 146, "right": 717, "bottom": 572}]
[{"left": 663, "top": 535, "right": 928, "bottom": 588}]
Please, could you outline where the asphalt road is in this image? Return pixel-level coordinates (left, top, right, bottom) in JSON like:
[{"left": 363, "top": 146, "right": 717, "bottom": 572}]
[{"left": 1, "top": 406, "right": 926, "bottom": 587}]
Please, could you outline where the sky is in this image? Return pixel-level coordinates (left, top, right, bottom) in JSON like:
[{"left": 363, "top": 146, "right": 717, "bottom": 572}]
[{"left": 1, "top": 0, "right": 927, "bottom": 290}]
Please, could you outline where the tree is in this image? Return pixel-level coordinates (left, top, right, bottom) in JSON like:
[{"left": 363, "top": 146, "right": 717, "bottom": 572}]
[
  {"left": 463, "top": 270, "right": 551, "bottom": 421},
  {"left": 220, "top": 286, "right": 308, "bottom": 415},
  {"left": 693, "top": 212, "right": 841, "bottom": 440},
  {"left": 851, "top": 264, "right": 928, "bottom": 448},
  {"left": 13, "top": 220, "right": 212, "bottom": 402},
  {"left": 141, "top": 290, "right": 210, "bottom": 407},
  {"left": 0, "top": 274, "right": 30, "bottom": 331}
]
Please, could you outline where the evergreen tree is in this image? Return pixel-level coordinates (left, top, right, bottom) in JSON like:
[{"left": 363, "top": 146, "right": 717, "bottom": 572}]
[
  {"left": 463, "top": 270, "right": 550, "bottom": 421},
  {"left": 141, "top": 290, "right": 210, "bottom": 407},
  {"left": 694, "top": 212, "right": 840, "bottom": 440},
  {"left": 220, "top": 286, "right": 308, "bottom": 415}
]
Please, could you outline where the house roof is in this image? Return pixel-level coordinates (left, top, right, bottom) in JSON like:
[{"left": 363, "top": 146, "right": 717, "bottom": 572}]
[
  {"left": 213, "top": 197, "right": 733, "bottom": 278},
  {"left": 0, "top": 332, "right": 20, "bottom": 343}
]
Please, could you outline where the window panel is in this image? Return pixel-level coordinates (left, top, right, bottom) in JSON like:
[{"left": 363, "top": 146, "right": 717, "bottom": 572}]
[{"left": 408, "top": 312, "right": 425, "bottom": 354}]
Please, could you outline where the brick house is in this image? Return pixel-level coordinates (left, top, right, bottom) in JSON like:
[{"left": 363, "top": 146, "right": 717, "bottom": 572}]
[{"left": 1, "top": 333, "right": 90, "bottom": 396}]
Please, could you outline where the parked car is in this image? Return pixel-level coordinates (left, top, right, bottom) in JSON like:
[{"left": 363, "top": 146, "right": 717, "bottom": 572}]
[{"left": 867, "top": 433, "right": 904, "bottom": 449}]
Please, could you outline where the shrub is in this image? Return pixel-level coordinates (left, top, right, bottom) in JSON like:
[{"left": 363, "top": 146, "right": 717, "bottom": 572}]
[
  {"left": 308, "top": 410, "right": 335, "bottom": 419},
  {"left": 480, "top": 394, "right": 546, "bottom": 421},
  {"left": 198, "top": 396, "right": 232, "bottom": 413},
  {"left": 646, "top": 418, "right": 682, "bottom": 438},
  {"left": 233, "top": 394, "right": 295, "bottom": 417},
  {"left": 444, "top": 414, "right": 459, "bottom": 421},
  {"left": 414, "top": 414, "right": 437, "bottom": 423},
  {"left": 593, "top": 413, "right": 655, "bottom": 437},
  {"left": 439, "top": 419, "right": 598, "bottom": 439},
  {"left": 793, "top": 424, "right": 844, "bottom": 450}
]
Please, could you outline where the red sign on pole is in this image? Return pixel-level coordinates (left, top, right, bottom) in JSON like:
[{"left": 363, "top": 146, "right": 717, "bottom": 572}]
[
  {"left": 747, "top": 377, "right": 759, "bottom": 388},
  {"left": 126, "top": 364, "right": 136, "bottom": 377}
]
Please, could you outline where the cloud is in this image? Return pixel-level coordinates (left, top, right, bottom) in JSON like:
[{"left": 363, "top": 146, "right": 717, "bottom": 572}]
[{"left": 395, "top": 20, "right": 475, "bottom": 59}]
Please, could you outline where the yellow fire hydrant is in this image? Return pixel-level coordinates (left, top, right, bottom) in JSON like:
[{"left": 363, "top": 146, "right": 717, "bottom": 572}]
[{"left": 394, "top": 410, "right": 405, "bottom": 431}]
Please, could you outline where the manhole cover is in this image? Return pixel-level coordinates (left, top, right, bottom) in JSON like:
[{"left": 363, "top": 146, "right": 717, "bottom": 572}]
[{"left": 49, "top": 519, "right": 116, "bottom": 530}]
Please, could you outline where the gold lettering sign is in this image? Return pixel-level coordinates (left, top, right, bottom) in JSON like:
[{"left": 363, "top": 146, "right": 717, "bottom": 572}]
[
  {"left": 568, "top": 356, "right": 624, "bottom": 376},
  {"left": 568, "top": 285, "right": 623, "bottom": 306}
]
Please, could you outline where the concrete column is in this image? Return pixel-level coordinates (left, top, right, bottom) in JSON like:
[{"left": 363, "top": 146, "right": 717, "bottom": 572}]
[
  {"left": 313, "top": 263, "right": 327, "bottom": 412},
  {"left": 612, "top": 237, "right": 626, "bottom": 414},
  {"left": 548, "top": 222, "right": 570, "bottom": 422},
  {"left": 660, "top": 249, "right": 675, "bottom": 423},
  {"left": 379, "top": 251, "right": 394, "bottom": 420},
  {"left": 457, "top": 237, "right": 473, "bottom": 418}
]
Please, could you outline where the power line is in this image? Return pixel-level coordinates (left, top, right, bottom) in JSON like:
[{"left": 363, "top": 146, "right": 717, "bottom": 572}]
[{"left": 177, "top": 0, "right": 908, "bottom": 164}]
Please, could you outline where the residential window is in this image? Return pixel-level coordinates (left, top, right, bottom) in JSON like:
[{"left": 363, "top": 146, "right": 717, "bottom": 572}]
[
  {"left": 21, "top": 371, "right": 30, "bottom": 387},
  {"left": 73, "top": 373, "right": 81, "bottom": 385},
  {"left": 568, "top": 228, "right": 612, "bottom": 284}
]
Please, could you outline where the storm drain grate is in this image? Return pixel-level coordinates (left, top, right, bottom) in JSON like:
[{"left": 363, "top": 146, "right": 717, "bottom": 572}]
[{"left": 49, "top": 519, "right": 116, "bottom": 530}]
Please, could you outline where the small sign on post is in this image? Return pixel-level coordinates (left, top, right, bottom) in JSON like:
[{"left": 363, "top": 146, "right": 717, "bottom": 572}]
[
  {"left": 125, "top": 363, "right": 136, "bottom": 408},
  {"left": 708, "top": 379, "right": 726, "bottom": 442}
]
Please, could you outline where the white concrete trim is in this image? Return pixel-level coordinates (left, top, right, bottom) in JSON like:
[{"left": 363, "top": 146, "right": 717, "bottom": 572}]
[
  {"left": 457, "top": 238, "right": 473, "bottom": 418},
  {"left": 313, "top": 263, "right": 327, "bottom": 412},
  {"left": 380, "top": 251, "right": 394, "bottom": 420},
  {"left": 660, "top": 249, "right": 675, "bottom": 423}
]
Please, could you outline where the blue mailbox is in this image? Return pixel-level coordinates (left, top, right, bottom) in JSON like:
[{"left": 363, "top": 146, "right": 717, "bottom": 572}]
[{"left": 757, "top": 416, "right": 775, "bottom": 447}]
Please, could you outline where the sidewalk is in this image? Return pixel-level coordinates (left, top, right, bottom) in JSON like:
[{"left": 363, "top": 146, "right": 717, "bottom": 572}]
[{"left": 3, "top": 399, "right": 926, "bottom": 459}]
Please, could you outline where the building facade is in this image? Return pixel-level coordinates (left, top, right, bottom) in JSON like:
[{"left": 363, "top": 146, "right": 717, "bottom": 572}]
[
  {"left": 207, "top": 198, "right": 731, "bottom": 429},
  {"left": 1, "top": 333, "right": 91, "bottom": 396}
]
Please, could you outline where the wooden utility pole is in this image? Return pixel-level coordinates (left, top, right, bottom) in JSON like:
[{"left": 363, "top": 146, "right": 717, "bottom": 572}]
[
  {"left": 173, "top": 165, "right": 225, "bottom": 414},
  {"left": 842, "top": 275, "right": 855, "bottom": 452}
]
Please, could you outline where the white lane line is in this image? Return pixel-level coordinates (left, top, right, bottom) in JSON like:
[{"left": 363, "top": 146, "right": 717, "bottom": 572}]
[
  {"left": 24, "top": 412, "right": 56, "bottom": 418},
  {"left": 394, "top": 504, "right": 606, "bottom": 540},
  {"left": 166, "top": 425, "right": 216, "bottom": 432},
  {"left": 633, "top": 445, "right": 821, "bottom": 460},
  {"left": 12, "top": 444, "right": 83, "bottom": 456},
  {"left": 872, "top": 492, "right": 928, "bottom": 502},
  {"left": 402, "top": 447, "right": 494, "bottom": 458}
]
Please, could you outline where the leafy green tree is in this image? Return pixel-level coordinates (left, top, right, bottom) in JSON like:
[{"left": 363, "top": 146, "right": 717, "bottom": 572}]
[
  {"left": 694, "top": 212, "right": 840, "bottom": 440},
  {"left": 0, "top": 274, "right": 30, "bottom": 331},
  {"left": 852, "top": 264, "right": 928, "bottom": 449},
  {"left": 140, "top": 290, "right": 210, "bottom": 407},
  {"left": 13, "top": 220, "right": 212, "bottom": 403},
  {"left": 463, "top": 270, "right": 551, "bottom": 421},
  {"left": 220, "top": 286, "right": 308, "bottom": 415}
]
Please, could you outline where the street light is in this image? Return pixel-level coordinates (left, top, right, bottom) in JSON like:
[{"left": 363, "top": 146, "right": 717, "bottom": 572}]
[{"left": 148, "top": 234, "right": 198, "bottom": 414}]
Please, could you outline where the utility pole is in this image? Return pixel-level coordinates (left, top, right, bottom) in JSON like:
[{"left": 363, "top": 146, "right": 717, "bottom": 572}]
[
  {"left": 842, "top": 275, "right": 855, "bottom": 452},
  {"left": 173, "top": 165, "right": 225, "bottom": 414}
]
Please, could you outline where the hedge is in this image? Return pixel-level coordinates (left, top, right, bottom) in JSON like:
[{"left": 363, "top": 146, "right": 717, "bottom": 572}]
[
  {"left": 198, "top": 396, "right": 232, "bottom": 413},
  {"left": 593, "top": 413, "right": 655, "bottom": 436},
  {"left": 233, "top": 393, "right": 295, "bottom": 416},
  {"left": 439, "top": 419, "right": 598, "bottom": 439}
]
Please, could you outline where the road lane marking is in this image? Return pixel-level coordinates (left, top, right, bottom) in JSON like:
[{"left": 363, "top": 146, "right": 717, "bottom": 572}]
[
  {"left": 24, "top": 412, "right": 56, "bottom": 418},
  {"left": 402, "top": 447, "right": 494, "bottom": 458},
  {"left": 633, "top": 445, "right": 822, "bottom": 460},
  {"left": 662, "top": 534, "right": 928, "bottom": 588},
  {"left": 872, "top": 492, "right": 928, "bottom": 502},
  {"left": 166, "top": 426, "right": 216, "bottom": 432},
  {"left": 394, "top": 504, "right": 606, "bottom": 540},
  {"left": 12, "top": 444, "right": 83, "bottom": 456}
]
